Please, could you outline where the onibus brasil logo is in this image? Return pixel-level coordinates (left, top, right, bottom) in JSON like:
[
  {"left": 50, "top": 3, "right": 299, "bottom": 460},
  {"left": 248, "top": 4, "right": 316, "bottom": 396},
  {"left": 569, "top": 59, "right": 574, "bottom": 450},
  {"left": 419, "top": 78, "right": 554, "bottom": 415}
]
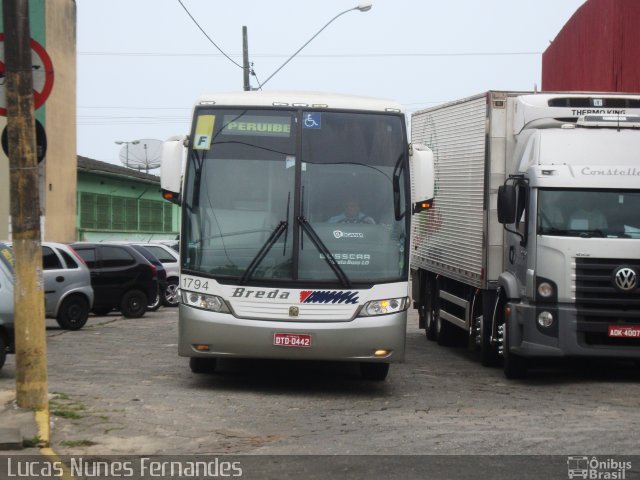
[{"left": 567, "top": 456, "right": 632, "bottom": 479}]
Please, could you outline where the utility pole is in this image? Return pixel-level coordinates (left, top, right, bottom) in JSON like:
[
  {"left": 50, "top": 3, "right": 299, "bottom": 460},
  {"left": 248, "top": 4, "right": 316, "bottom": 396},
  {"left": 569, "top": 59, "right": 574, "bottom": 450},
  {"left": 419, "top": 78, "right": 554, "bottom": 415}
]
[
  {"left": 242, "top": 26, "right": 250, "bottom": 91},
  {"left": 3, "top": 0, "right": 49, "bottom": 409}
]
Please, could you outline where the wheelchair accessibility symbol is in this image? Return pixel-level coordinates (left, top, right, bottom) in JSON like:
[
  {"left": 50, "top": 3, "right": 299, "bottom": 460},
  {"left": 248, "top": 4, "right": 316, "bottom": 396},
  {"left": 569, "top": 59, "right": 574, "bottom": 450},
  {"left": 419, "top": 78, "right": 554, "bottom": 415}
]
[{"left": 303, "top": 112, "right": 321, "bottom": 129}]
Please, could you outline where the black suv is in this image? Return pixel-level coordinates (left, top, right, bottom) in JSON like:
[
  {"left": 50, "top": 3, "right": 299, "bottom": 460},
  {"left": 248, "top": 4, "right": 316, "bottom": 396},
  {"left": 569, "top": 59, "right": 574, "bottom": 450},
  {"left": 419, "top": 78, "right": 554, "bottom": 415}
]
[
  {"left": 71, "top": 243, "right": 158, "bottom": 318},
  {"left": 129, "top": 244, "right": 168, "bottom": 312}
]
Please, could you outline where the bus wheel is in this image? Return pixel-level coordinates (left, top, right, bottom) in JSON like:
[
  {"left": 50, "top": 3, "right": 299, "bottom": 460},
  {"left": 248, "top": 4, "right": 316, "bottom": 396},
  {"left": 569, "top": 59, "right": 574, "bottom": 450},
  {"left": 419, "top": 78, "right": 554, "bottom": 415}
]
[
  {"left": 360, "top": 362, "right": 389, "bottom": 381},
  {"left": 0, "top": 335, "right": 6, "bottom": 370},
  {"left": 190, "top": 357, "right": 217, "bottom": 374}
]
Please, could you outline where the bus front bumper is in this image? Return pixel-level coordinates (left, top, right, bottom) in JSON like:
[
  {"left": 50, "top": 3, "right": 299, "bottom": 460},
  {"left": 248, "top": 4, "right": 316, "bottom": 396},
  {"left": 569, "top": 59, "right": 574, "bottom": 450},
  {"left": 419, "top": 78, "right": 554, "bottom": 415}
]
[{"left": 178, "top": 304, "right": 407, "bottom": 362}]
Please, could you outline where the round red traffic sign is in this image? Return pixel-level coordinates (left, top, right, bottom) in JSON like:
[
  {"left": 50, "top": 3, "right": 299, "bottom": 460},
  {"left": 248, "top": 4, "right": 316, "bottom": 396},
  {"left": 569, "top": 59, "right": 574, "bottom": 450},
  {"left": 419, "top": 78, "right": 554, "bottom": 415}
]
[{"left": 0, "top": 33, "right": 55, "bottom": 116}]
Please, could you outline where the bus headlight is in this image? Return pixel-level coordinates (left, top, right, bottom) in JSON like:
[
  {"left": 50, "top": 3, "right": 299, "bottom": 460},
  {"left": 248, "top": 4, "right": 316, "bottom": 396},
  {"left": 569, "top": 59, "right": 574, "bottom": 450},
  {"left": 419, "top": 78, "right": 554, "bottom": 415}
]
[
  {"left": 360, "top": 297, "right": 408, "bottom": 317},
  {"left": 182, "top": 291, "right": 230, "bottom": 313}
]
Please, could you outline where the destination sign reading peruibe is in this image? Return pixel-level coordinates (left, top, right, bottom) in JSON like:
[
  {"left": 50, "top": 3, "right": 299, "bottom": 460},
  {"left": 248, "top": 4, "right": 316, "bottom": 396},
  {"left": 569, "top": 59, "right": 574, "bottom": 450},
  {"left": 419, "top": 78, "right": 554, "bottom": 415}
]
[{"left": 222, "top": 115, "right": 292, "bottom": 137}]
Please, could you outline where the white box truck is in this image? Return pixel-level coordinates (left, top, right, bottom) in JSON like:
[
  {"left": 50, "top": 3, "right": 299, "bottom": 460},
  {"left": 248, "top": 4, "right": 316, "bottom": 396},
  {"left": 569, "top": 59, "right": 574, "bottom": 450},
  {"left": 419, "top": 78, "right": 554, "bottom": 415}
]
[{"left": 410, "top": 91, "right": 640, "bottom": 378}]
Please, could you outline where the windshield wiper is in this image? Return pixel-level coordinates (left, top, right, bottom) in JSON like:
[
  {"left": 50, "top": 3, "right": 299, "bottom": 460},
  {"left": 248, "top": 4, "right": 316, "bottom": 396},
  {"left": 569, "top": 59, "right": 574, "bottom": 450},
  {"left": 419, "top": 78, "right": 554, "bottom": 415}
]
[
  {"left": 538, "top": 226, "right": 571, "bottom": 235},
  {"left": 239, "top": 221, "right": 288, "bottom": 284},
  {"left": 297, "top": 216, "right": 352, "bottom": 289},
  {"left": 539, "top": 227, "right": 607, "bottom": 238},
  {"left": 578, "top": 229, "right": 606, "bottom": 238}
]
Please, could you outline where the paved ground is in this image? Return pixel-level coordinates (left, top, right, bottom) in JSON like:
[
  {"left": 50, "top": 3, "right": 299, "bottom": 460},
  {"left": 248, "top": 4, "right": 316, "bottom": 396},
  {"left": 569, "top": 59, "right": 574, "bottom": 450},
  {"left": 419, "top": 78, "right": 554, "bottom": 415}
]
[
  {"left": 0, "top": 309, "right": 640, "bottom": 480},
  {"left": 1, "top": 307, "right": 640, "bottom": 460}
]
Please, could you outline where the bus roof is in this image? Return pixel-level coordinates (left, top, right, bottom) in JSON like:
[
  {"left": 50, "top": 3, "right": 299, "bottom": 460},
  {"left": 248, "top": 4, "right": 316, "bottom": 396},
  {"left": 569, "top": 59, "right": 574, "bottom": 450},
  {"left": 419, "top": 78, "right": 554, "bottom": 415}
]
[{"left": 195, "top": 91, "right": 403, "bottom": 113}]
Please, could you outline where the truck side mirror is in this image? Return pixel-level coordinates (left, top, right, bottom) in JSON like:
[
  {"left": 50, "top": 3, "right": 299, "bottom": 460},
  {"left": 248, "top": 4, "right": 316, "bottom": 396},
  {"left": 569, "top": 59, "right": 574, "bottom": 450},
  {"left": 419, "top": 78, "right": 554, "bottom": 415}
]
[
  {"left": 410, "top": 144, "right": 435, "bottom": 214},
  {"left": 497, "top": 185, "right": 517, "bottom": 224},
  {"left": 161, "top": 136, "right": 185, "bottom": 205}
]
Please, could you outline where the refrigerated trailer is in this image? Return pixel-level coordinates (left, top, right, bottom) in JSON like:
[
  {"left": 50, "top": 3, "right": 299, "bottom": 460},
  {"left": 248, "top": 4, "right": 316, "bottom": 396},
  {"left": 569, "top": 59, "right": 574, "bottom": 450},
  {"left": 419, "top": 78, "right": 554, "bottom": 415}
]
[
  {"left": 161, "top": 91, "right": 434, "bottom": 381},
  {"left": 411, "top": 91, "right": 640, "bottom": 378}
]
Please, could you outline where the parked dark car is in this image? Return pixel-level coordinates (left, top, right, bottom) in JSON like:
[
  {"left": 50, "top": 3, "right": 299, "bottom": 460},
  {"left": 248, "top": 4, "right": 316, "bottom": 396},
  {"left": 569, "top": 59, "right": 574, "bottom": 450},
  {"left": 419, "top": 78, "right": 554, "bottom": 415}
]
[
  {"left": 0, "top": 242, "right": 15, "bottom": 370},
  {"left": 128, "top": 244, "right": 167, "bottom": 312},
  {"left": 132, "top": 243, "right": 179, "bottom": 307},
  {"left": 70, "top": 243, "right": 158, "bottom": 318}
]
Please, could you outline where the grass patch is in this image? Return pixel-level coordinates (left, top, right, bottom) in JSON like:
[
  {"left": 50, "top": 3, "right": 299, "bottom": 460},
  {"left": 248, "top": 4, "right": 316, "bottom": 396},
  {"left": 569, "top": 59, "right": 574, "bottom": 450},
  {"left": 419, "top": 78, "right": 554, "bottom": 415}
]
[
  {"left": 51, "top": 409, "right": 83, "bottom": 420},
  {"left": 51, "top": 392, "right": 70, "bottom": 401},
  {"left": 50, "top": 394, "right": 86, "bottom": 420},
  {"left": 60, "top": 439, "right": 98, "bottom": 448}
]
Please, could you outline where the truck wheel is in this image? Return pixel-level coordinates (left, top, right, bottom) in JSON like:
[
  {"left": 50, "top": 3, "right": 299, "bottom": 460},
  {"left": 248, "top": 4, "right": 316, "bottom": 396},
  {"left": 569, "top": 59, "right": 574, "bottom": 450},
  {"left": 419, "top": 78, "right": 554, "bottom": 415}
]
[
  {"left": 56, "top": 295, "right": 89, "bottom": 331},
  {"left": 120, "top": 290, "right": 147, "bottom": 319},
  {"left": 479, "top": 293, "right": 502, "bottom": 367},
  {"left": 480, "top": 312, "right": 501, "bottom": 367},
  {"left": 190, "top": 357, "right": 216, "bottom": 374},
  {"left": 0, "top": 334, "right": 6, "bottom": 370},
  {"left": 432, "top": 288, "right": 456, "bottom": 346},
  {"left": 422, "top": 290, "right": 437, "bottom": 341},
  {"left": 501, "top": 309, "right": 528, "bottom": 379},
  {"left": 162, "top": 278, "right": 179, "bottom": 307},
  {"left": 360, "top": 362, "right": 390, "bottom": 381}
]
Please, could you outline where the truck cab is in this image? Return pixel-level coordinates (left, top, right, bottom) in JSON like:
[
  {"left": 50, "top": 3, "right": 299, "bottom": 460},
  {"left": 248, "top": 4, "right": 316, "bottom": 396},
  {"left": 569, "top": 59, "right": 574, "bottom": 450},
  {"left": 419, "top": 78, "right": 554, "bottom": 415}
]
[{"left": 497, "top": 97, "right": 640, "bottom": 376}]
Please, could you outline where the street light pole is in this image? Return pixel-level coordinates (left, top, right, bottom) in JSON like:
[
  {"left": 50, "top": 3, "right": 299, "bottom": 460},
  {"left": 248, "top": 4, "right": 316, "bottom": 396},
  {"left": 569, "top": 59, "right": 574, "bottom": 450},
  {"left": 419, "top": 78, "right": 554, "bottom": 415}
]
[
  {"left": 260, "top": 2, "right": 372, "bottom": 88},
  {"left": 3, "top": 0, "right": 49, "bottom": 411},
  {"left": 242, "top": 26, "right": 251, "bottom": 91}
]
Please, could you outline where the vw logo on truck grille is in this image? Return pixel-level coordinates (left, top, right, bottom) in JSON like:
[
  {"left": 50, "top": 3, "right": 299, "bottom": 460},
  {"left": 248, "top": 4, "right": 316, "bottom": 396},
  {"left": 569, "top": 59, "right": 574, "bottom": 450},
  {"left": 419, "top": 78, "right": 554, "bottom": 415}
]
[{"left": 613, "top": 267, "right": 637, "bottom": 292}]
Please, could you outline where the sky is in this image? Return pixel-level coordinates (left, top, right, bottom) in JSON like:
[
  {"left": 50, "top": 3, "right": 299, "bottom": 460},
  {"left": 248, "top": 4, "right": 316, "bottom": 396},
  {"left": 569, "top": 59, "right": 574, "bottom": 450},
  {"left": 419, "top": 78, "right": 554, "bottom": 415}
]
[{"left": 76, "top": 0, "right": 587, "bottom": 166}]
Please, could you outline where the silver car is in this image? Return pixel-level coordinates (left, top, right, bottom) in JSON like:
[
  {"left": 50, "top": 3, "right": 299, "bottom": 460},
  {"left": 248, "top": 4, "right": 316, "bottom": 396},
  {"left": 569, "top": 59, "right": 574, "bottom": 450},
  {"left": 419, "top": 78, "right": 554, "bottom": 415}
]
[
  {"left": 0, "top": 242, "right": 15, "bottom": 370},
  {"left": 41, "top": 242, "right": 94, "bottom": 330}
]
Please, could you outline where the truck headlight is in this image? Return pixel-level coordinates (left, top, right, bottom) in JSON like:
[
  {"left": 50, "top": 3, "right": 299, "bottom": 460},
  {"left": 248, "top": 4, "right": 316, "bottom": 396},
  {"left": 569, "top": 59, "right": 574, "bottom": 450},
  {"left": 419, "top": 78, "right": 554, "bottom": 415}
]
[
  {"left": 360, "top": 297, "right": 408, "bottom": 317},
  {"left": 537, "top": 311, "right": 554, "bottom": 328},
  {"left": 537, "top": 282, "right": 554, "bottom": 298},
  {"left": 182, "top": 291, "right": 230, "bottom": 313}
]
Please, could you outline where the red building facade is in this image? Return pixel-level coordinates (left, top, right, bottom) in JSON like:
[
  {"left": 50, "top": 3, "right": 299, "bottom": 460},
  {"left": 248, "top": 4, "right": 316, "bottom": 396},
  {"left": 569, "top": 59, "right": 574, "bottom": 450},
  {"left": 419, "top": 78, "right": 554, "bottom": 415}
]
[{"left": 542, "top": 0, "right": 640, "bottom": 93}]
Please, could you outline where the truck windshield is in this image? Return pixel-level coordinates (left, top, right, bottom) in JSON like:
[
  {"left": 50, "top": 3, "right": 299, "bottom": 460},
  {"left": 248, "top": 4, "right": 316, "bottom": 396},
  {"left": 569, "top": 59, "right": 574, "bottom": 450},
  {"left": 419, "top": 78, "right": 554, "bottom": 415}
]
[
  {"left": 181, "top": 108, "right": 409, "bottom": 286},
  {"left": 538, "top": 189, "right": 640, "bottom": 238}
]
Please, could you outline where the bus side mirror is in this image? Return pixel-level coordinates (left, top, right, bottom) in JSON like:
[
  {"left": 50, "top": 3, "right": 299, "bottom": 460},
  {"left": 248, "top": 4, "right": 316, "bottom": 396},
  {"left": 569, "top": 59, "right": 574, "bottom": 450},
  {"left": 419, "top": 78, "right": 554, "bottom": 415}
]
[
  {"left": 497, "top": 185, "right": 517, "bottom": 224},
  {"left": 161, "top": 136, "right": 185, "bottom": 205},
  {"left": 410, "top": 144, "right": 435, "bottom": 214}
]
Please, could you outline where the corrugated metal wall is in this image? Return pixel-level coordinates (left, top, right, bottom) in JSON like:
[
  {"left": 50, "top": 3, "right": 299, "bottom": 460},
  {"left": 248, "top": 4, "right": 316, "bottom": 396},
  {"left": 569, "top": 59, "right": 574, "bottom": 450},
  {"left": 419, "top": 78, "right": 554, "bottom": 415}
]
[
  {"left": 411, "top": 96, "right": 488, "bottom": 287},
  {"left": 542, "top": 0, "right": 640, "bottom": 92}
]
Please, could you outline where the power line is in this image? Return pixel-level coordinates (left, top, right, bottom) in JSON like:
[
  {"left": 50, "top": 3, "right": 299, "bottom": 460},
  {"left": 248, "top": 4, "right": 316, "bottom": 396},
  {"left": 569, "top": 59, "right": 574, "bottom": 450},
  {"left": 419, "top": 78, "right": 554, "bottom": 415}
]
[
  {"left": 176, "top": 0, "right": 244, "bottom": 70},
  {"left": 78, "top": 106, "right": 191, "bottom": 110},
  {"left": 79, "top": 50, "right": 542, "bottom": 58}
]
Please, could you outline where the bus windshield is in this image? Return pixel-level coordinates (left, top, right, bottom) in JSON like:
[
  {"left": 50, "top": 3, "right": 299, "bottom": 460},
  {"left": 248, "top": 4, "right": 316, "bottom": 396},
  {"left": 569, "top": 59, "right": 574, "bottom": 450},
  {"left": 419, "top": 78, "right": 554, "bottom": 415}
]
[{"left": 181, "top": 108, "right": 409, "bottom": 286}]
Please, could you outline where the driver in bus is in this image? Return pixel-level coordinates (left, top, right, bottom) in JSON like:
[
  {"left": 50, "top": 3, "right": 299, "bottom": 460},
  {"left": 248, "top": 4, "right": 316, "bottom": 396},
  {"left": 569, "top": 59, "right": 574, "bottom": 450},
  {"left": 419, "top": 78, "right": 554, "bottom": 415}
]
[{"left": 329, "top": 198, "right": 375, "bottom": 224}]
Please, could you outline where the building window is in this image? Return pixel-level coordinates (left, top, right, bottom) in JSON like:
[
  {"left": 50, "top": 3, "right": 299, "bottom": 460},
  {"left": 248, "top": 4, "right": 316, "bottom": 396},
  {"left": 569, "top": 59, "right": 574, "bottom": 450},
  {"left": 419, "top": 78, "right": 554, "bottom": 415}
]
[{"left": 78, "top": 192, "right": 173, "bottom": 233}]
